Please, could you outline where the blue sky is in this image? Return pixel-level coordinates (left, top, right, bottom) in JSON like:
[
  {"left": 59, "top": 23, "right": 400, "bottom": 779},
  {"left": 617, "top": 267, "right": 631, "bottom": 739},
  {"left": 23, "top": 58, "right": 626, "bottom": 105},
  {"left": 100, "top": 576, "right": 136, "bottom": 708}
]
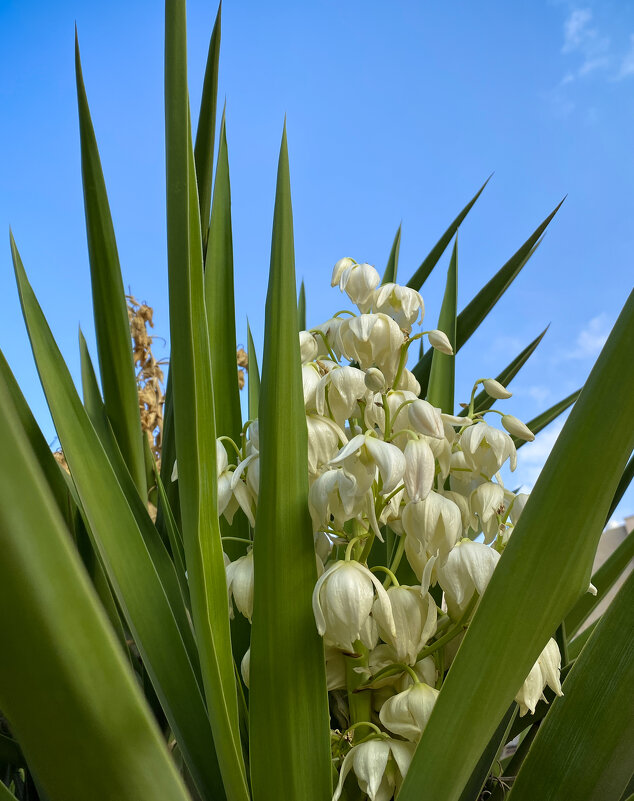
[{"left": 1, "top": 0, "right": 632, "bottom": 521}]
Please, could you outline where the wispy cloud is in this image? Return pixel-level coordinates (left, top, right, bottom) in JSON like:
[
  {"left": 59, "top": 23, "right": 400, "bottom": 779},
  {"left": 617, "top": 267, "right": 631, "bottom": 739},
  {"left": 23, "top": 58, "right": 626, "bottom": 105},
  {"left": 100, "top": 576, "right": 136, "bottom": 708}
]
[
  {"left": 569, "top": 313, "right": 611, "bottom": 358},
  {"left": 616, "top": 34, "right": 634, "bottom": 80},
  {"left": 560, "top": 7, "right": 611, "bottom": 80}
]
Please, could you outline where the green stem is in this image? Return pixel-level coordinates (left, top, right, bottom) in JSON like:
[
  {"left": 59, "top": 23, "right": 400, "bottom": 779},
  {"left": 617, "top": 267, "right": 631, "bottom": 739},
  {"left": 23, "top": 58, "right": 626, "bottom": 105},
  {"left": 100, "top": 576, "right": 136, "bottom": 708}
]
[
  {"left": 221, "top": 536, "right": 252, "bottom": 546},
  {"left": 345, "top": 536, "right": 363, "bottom": 561},
  {"left": 385, "top": 534, "right": 406, "bottom": 587},
  {"left": 344, "top": 642, "right": 372, "bottom": 735},
  {"left": 417, "top": 592, "right": 479, "bottom": 661},
  {"left": 370, "top": 565, "right": 399, "bottom": 587}
]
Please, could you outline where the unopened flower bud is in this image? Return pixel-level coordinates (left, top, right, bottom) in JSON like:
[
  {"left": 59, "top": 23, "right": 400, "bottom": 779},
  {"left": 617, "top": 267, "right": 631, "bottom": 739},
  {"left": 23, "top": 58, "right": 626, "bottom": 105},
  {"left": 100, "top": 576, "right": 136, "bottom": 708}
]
[
  {"left": 502, "top": 414, "right": 535, "bottom": 441},
  {"left": 241, "top": 648, "right": 250, "bottom": 687},
  {"left": 226, "top": 550, "right": 254, "bottom": 622},
  {"left": 365, "top": 367, "right": 386, "bottom": 392},
  {"left": 482, "top": 378, "right": 512, "bottom": 399},
  {"left": 428, "top": 329, "right": 453, "bottom": 355},
  {"left": 407, "top": 399, "right": 444, "bottom": 439}
]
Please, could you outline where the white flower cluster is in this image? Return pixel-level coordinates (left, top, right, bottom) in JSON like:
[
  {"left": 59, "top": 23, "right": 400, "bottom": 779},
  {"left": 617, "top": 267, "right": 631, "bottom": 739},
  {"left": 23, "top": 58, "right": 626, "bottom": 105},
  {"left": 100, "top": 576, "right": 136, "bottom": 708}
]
[{"left": 179, "top": 257, "right": 563, "bottom": 800}]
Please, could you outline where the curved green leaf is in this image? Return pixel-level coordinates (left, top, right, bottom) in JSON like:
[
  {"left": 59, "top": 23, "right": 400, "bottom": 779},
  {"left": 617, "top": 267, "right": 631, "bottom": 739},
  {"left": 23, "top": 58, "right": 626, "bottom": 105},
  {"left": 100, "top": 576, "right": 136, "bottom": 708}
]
[
  {"left": 515, "top": 388, "right": 581, "bottom": 449},
  {"left": 249, "top": 124, "right": 331, "bottom": 801},
  {"left": 75, "top": 34, "right": 146, "bottom": 498},
  {"left": 406, "top": 175, "right": 491, "bottom": 290},
  {"left": 0, "top": 371, "right": 190, "bottom": 801},
  {"left": 194, "top": 2, "right": 222, "bottom": 251},
  {"left": 205, "top": 112, "right": 242, "bottom": 445},
  {"left": 457, "top": 705, "right": 516, "bottom": 801},
  {"left": 399, "top": 289, "right": 634, "bottom": 801},
  {"left": 165, "top": 3, "right": 248, "bottom": 799},
  {"left": 458, "top": 326, "right": 549, "bottom": 417},
  {"left": 10, "top": 233, "right": 220, "bottom": 800},
  {"left": 426, "top": 238, "right": 457, "bottom": 413},
  {"left": 381, "top": 223, "right": 401, "bottom": 285},
  {"left": 508, "top": 569, "right": 634, "bottom": 801}
]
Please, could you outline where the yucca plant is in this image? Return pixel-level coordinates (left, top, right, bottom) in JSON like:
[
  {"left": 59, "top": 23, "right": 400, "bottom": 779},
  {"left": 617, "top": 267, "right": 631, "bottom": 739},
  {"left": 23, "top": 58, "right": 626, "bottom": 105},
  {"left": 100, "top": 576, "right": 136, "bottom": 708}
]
[{"left": 1, "top": 3, "right": 633, "bottom": 801}]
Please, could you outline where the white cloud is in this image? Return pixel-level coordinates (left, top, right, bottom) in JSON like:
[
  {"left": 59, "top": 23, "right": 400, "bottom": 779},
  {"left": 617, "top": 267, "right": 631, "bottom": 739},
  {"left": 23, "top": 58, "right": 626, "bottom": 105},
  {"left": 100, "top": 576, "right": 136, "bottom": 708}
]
[
  {"left": 562, "top": 8, "right": 593, "bottom": 53},
  {"left": 616, "top": 34, "right": 634, "bottom": 80},
  {"left": 570, "top": 313, "right": 611, "bottom": 358}
]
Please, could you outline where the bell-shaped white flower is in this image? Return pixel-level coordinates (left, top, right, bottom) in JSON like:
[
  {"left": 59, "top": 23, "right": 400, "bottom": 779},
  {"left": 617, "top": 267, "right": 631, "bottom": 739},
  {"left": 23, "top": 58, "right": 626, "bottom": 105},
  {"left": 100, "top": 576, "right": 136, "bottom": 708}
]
[
  {"left": 334, "top": 262, "right": 381, "bottom": 312},
  {"left": 402, "top": 491, "right": 462, "bottom": 557},
  {"left": 331, "top": 256, "right": 356, "bottom": 285},
  {"left": 339, "top": 314, "right": 404, "bottom": 383},
  {"left": 393, "top": 367, "right": 422, "bottom": 395},
  {"left": 302, "top": 363, "right": 321, "bottom": 410},
  {"left": 315, "top": 365, "right": 368, "bottom": 429},
  {"left": 329, "top": 432, "right": 406, "bottom": 495},
  {"left": 427, "top": 329, "right": 453, "bottom": 354},
  {"left": 502, "top": 414, "right": 535, "bottom": 441},
  {"left": 515, "top": 638, "right": 563, "bottom": 716},
  {"left": 312, "top": 318, "right": 345, "bottom": 360},
  {"left": 332, "top": 738, "right": 415, "bottom": 801},
  {"left": 312, "top": 560, "right": 396, "bottom": 652},
  {"left": 441, "top": 489, "right": 477, "bottom": 535},
  {"left": 471, "top": 481, "right": 506, "bottom": 543},
  {"left": 482, "top": 378, "right": 512, "bottom": 399},
  {"left": 308, "top": 468, "right": 360, "bottom": 533},
  {"left": 403, "top": 437, "right": 436, "bottom": 503},
  {"left": 508, "top": 491, "right": 529, "bottom": 525},
  {"left": 379, "top": 682, "right": 439, "bottom": 741},
  {"left": 299, "top": 330, "right": 319, "bottom": 363},
  {"left": 373, "top": 585, "right": 437, "bottom": 664},
  {"left": 372, "top": 283, "right": 425, "bottom": 332},
  {"left": 460, "top": 421, "right": 517, "bottom": 476},
  {"left": 306, "top": 414, "right": 345, "bottom": 476},
  {"left": 407, "top": 399, "right": 444, "bottom": 439},
  {"left": 226, "top": 550, "right": 254, "bottom": 622},
  {"left": 436, "top": 539, "right": 500, "bottom": 619}
]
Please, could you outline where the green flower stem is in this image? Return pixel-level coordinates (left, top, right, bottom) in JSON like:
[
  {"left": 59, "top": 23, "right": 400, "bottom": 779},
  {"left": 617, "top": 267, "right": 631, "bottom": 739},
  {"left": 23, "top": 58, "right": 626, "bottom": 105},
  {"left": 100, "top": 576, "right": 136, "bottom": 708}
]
[
  {"left": 359, "top": 531, "right": 375, "bottom": 565},
  {"left": 467, "top": 379, "right": 484, "bottom": 417},
  {"left": 417, "top": 593, "right": 479, "bottom": 661},
  {"left": 344, "top": 641, "right": 372, "bottom": 735},
  {"left": 311, "top": 329, "right": 339, "bottom": 364},
  {"left": 370, "top": 565, "right": 400, "bottom": 588},
  {"left": 385, "top": 534, "right": 407, "bottom": 587},
  {"left": 382, "top": 393, "right": 392, "bottom": 439},
  {"left": 359, "top": 662, "right": 419, "bottom": 688},
  {"left": 332, "top": 309, "right": 356, "bottom": 318},
  {"left": 217, "top": 435, "right": 242, "bottom": 460},
  {"left": 221, "top": 537, "right": 252, "bottom": 546},
  {"left": 392, "top": 342, "right": 410, "bottom": 390},
  {"left": 345, "top": 536, "right": 363, "bottom": 561}
]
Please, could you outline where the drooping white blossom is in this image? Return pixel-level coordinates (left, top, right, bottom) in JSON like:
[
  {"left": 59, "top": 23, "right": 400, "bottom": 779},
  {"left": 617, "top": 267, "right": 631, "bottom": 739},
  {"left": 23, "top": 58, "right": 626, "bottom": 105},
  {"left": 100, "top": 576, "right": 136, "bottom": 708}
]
[
  {"left": 379, "top": 682, "right": 440, "bottom": 741},
  {"left": 332, "top": 739, "right": 415, "bottom": 801}
]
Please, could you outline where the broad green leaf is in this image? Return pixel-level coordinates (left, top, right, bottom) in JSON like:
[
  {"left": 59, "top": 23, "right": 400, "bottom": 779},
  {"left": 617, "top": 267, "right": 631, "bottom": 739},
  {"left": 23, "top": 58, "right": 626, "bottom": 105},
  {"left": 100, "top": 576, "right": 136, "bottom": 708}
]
[
  {"left": 249, "top": 124, "right": 331, "bottom": 801},
  {"left": 508, "top": 569, "right": 634, "bottom": 801},
  {"left": 457, "top": 704, "right": 516, "bottom": 801},
  {"left": 205, "top": 113, "right": 242, "bottom": 446},
  {"left": 399, "top": 289, "right": 634, "bottom": 801},
  {"left": 194, "top": 1, "right": 221, "bottom": 251},
  {"left": 489, "top": 726, "right": 538, "bottom": 801},
  {"left": 75, "top": 34, "right": 146, "bottom": 498},
  {"left": 0, "top": 346, "right": 75, "bottom": 531},
  {"left": 153, "top": 463, "right": 189, "bottom": 606},
  {"left": 426, "top": 238, "right": 457, "bottom": 413},
  {"left": 565, "top": 526, "right": 634, "bottom": 636},
  {"left": 164, "top": 3, "right": 248, "bottom": 799},
  {"left": 0, "top": 373, "right": 191, "bottom": 801},
  {"left": 247, "top": 320, "right": 260, "bottom": 421},
  {"left": 515, "top": 388, "right": 581, "bottom": 449},
  {"left": 298, "top": 280, "right": 306, "bottom": 330},
  {"left": 406, "top": 175, "right": 491, "bottom": 290},
  {"left": 381, "top": 223, "right": 401, "bottom": 285},
  {"left": 607, "top": 453, "right": 634, "bottom": 521},
  {"left": 10, "top": 233, "right": 221, "bottom": 800},
  {"left": 458, "top": 326, "right": 548, "bottom": 417}
]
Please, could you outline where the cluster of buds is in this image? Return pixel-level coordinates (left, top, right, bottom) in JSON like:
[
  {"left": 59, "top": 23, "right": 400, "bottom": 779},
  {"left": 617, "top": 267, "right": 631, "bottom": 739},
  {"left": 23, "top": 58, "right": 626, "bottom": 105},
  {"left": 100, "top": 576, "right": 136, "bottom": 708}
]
[{"left": 174, "top": 257, "right": 562, "bottom": 800}]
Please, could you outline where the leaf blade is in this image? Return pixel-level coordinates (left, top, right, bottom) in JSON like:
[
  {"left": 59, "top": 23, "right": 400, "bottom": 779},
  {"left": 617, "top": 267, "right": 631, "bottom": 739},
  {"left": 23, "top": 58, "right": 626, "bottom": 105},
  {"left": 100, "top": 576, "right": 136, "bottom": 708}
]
[
  {"left": 249, "top": 124, "right": 332, "bottom": 801},
  {"left": 381, "top": 223, "right": 401, "bottom": 285},
  {"left": 426, "top": 238, "right": 457, "bottom": 413}
]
